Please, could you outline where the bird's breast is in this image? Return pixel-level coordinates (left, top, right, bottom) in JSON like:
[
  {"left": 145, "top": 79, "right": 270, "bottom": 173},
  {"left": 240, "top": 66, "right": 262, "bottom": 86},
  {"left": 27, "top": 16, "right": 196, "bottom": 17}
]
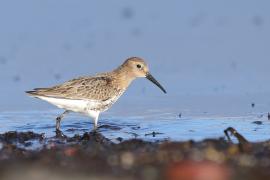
[{"left": 87, "top": 89, "right": 125, "bottom": 112}]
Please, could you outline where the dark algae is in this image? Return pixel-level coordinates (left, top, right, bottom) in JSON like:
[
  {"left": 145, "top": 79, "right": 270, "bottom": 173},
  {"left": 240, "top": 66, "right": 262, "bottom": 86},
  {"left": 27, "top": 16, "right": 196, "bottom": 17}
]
[{"left": 0, "top": 128, "right": 270, "bottom": 179}]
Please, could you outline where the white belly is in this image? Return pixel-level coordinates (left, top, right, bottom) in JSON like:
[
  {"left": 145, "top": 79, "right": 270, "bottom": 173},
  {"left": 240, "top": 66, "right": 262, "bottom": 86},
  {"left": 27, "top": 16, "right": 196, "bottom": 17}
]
[
  {"left": 36, "top": 93, "right": 123, "bottom": 117},
  {"left": 38, "top": 96, "right": 100, "bottom": 116}
]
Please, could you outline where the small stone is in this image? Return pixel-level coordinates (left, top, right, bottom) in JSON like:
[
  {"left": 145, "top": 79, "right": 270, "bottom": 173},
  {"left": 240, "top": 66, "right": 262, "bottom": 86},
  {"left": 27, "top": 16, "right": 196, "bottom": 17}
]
[
  {"left": 252, "top": 121, "right": 262, "bottom": 125},
  {"left": 116, "top": 137, "right": 123, "bottom": 142},
  {"left": 121, "top": 152, "right": 134, "bottom": 169},
  {"left": 64, "top": 147, "right": 77, "bottom": 157}
]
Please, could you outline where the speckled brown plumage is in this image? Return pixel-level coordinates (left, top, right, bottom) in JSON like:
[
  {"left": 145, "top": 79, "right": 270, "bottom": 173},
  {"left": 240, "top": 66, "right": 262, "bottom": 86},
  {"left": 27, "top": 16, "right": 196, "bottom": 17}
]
[
  {"left": 28, "top": 74, "right": 123, "bottom": 101},
  {"left": 26, "top": 57, "right": 166, "bottom": 130}
]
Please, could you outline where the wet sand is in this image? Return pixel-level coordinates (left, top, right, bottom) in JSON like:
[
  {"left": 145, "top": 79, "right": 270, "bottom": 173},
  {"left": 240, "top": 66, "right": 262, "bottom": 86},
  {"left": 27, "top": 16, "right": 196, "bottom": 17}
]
[{"left": 0, "top": 129, "right": 270, "bottom": 180}]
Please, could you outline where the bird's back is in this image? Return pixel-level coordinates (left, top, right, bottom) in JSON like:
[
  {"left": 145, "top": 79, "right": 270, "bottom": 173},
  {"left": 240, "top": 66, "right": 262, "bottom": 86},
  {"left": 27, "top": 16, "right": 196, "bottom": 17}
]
[
  {"left": 26, "top": 73, "right": 126, "bottom": 113},
  {"left": 27, "top": 73, "right": 122, "bottom": 101}
]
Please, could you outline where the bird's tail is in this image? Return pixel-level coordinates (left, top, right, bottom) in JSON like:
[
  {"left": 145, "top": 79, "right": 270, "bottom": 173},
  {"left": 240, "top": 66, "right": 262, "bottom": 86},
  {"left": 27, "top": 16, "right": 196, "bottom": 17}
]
[{"left": 26, "top": 88, "right": 50, "bottom": 97}]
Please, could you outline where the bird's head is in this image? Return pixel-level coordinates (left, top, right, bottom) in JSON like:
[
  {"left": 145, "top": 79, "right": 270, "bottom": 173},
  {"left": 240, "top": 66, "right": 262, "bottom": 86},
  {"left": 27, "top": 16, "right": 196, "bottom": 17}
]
[{"left": 121, "top": 57, "right": 167, "bottom": 94}]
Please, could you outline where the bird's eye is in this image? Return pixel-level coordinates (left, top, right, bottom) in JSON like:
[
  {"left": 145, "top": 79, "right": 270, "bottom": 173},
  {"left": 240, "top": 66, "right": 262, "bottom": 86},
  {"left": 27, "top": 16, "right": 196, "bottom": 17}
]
[{"left": 136, "top": 64, "right": 142, "bottom": 69}]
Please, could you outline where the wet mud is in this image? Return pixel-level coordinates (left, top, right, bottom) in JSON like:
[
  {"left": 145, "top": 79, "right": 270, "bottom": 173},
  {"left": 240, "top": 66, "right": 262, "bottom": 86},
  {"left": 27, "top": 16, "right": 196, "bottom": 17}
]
[{"left": 0, "top": 129, "right": 270, "bottom": 180}]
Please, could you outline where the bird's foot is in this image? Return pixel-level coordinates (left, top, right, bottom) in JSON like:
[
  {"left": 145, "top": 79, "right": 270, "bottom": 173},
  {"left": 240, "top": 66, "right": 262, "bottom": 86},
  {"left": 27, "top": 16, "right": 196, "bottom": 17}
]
[{"left": 55, "top": 129, "right": 66, "bottom": 138}]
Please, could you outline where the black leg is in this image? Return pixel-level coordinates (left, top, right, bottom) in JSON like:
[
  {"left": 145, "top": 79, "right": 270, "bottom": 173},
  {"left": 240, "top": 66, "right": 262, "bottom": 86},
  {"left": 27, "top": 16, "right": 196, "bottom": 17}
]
[{"left": 56, "top": 110, "right": 70, "bottom": 131}]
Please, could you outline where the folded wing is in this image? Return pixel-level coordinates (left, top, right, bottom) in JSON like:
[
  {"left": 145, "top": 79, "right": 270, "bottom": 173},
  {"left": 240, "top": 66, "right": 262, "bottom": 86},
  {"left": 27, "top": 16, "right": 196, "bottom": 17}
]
[{"left": 26, "top": 75, "right": 119, "bottom": 101}]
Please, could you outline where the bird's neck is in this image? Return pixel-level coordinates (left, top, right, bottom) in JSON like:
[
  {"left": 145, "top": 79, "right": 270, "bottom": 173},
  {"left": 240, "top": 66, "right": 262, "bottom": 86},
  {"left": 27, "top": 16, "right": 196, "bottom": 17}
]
[{"left": 112, "top": 66, "right": 136, "bottom": 90}]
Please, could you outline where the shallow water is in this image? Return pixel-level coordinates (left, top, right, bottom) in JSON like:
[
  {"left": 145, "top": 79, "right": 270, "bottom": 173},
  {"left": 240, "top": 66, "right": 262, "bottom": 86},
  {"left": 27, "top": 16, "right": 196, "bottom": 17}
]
[{"left": 1, "top": 108, "right": 269, "bottom": 143}]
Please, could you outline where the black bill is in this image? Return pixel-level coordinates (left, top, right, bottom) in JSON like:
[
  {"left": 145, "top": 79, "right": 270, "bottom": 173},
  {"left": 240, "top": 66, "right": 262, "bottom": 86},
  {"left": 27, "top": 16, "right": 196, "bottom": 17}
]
[{"left": 146, "top": 73, "right": 167, "bottom": 94}]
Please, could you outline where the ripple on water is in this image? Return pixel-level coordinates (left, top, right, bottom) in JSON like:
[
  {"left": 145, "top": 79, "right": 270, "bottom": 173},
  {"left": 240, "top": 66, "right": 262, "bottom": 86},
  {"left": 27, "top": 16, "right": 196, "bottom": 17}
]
[{"left": 0, "top": 110, "right": 270, "bottom": 142}]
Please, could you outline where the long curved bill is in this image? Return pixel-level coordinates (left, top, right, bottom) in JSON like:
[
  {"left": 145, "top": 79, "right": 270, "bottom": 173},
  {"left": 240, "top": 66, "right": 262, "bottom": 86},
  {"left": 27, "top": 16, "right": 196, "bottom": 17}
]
[{"left": 146, "top": 73, "right": 167, "bottom": 94}]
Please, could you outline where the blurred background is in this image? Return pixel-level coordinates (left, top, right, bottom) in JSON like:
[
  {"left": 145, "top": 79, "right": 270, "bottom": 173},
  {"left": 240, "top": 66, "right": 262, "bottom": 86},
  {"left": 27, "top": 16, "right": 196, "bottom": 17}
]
[
  {"left": 1, "top": 2, "right": 270, "bottom": 180},
  {"left": 0, "top": 0, "right": 270, "bottom": 115}
]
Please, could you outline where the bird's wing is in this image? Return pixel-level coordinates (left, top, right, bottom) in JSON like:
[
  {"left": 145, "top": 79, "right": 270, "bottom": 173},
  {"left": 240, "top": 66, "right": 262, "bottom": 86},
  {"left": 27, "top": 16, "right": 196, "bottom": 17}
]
[{"left": 26, "top": 75, "right": 120, "bottom": 101}]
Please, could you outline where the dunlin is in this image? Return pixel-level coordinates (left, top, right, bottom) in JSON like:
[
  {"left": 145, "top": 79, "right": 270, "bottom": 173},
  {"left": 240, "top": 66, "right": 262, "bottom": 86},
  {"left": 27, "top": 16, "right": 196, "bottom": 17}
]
[{"left": 26, "top": 57, "right": 166, "bottom": 131}]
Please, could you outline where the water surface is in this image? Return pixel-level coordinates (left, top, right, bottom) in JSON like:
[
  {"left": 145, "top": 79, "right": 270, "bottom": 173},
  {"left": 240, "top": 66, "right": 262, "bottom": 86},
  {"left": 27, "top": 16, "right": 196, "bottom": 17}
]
[{"left": 1, "top": 108, "right": 269, "bottom": 143}]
